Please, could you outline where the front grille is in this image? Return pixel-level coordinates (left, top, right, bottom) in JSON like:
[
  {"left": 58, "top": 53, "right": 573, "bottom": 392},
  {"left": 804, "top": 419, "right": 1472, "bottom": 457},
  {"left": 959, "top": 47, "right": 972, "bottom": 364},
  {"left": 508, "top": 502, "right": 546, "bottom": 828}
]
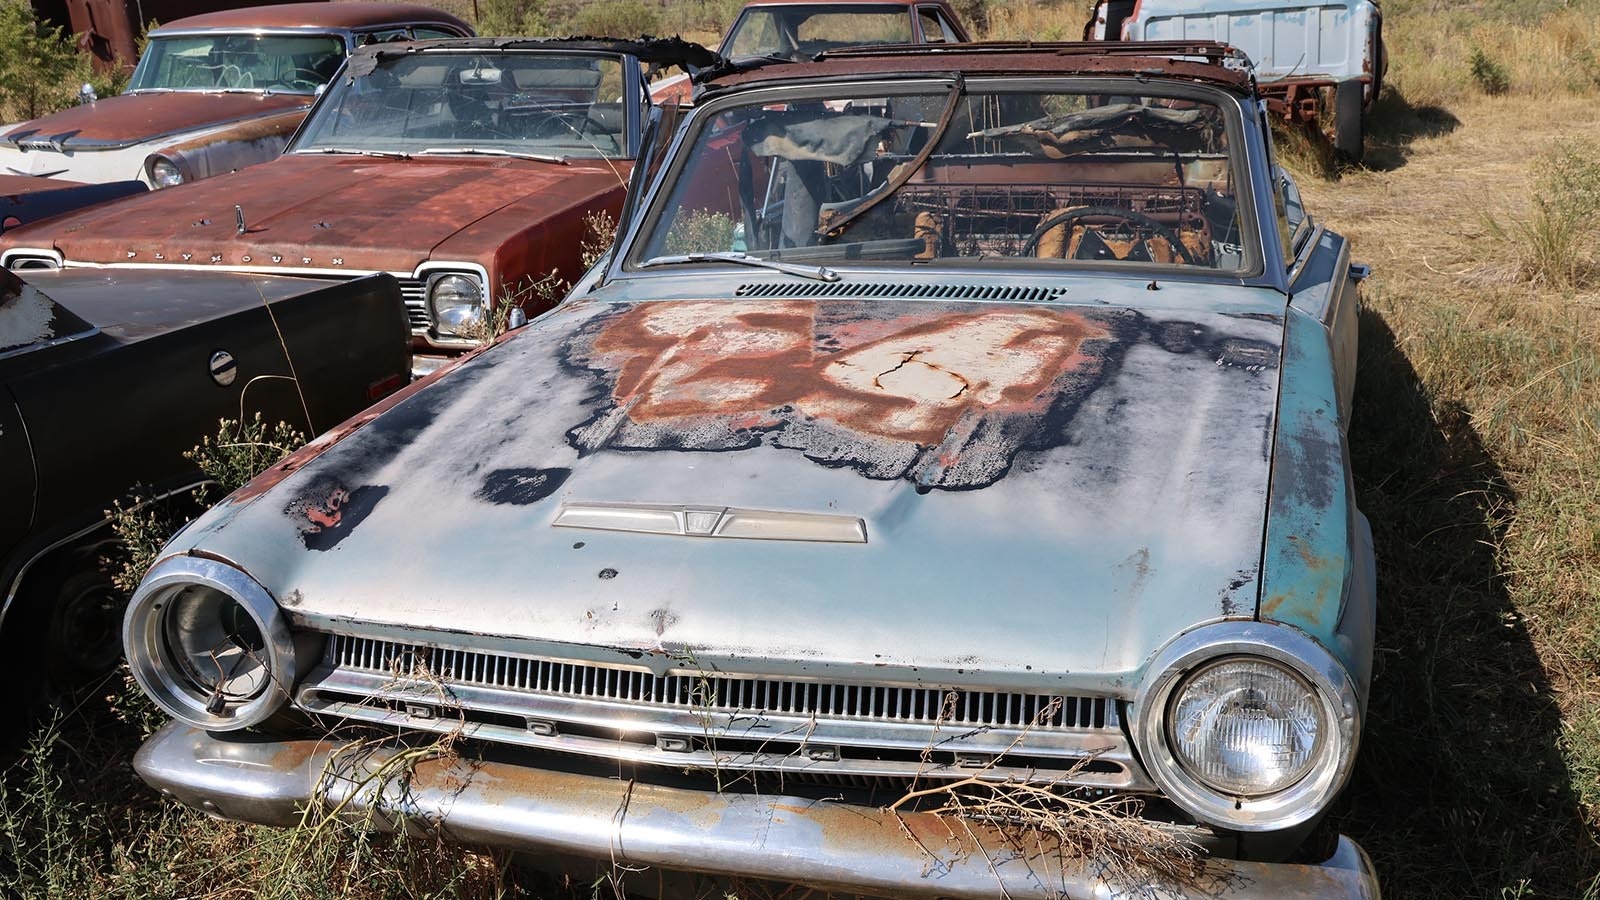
[
  {"left": 397, "top": 278, "right": 428, "bottom": 331},
  {"left": 734, "top": 281, "right": 1072, "bottom": 302},
  {"left": 326, "top": 634, "right": 1108, "bottom": 731},
  {"left": 300, "top": 632, "right": 1152, "bottom": 793}
]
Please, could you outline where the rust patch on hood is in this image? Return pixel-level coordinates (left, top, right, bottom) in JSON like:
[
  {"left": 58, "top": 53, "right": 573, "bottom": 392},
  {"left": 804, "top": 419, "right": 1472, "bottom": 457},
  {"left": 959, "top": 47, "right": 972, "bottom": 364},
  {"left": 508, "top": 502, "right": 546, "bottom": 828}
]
[
  {"left": 564, "top": 301, "right": 1125, "bottom": 491},
  {"left": 3, "top": 92, "right": 307, "bottom": 150}
]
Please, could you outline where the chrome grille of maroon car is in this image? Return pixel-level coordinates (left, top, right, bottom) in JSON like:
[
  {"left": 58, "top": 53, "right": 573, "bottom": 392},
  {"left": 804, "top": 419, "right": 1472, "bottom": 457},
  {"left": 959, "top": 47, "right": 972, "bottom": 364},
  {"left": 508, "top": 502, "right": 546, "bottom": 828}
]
[
  {"left": 296, "top": 632, "right": 1153, "bottom": 793},
  {"left": 396, "top": 278, "right": 429, "bottom": 331}
]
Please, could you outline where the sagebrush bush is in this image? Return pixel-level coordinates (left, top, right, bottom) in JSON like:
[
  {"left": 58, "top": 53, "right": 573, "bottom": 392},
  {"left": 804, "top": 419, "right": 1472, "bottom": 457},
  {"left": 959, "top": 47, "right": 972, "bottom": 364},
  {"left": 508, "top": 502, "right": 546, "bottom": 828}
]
[
  {"left": 1469, "top": 46, "right": 1512, "bottom": 95},
  {"left": 571, "top": 0, "right": 662, "bottom": 37},
  {"left": 1490, "top": 138, "right": 1600, "bottom": 288}
]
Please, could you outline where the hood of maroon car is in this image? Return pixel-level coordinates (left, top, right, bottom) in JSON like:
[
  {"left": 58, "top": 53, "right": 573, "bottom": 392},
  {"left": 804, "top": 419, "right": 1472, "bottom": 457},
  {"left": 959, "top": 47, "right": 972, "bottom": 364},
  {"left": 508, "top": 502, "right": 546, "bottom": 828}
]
[
  {"left": 2, "top": 92, "right": 309, "bottom": 151},
  {"left": 18, "top": 154, "right": 626, "bottom": 272}
]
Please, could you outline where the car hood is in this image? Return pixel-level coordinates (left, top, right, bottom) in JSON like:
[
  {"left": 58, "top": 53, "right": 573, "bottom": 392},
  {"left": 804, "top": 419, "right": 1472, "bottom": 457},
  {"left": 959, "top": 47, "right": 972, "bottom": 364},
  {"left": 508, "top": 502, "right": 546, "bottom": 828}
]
[
  {"left": 168, "top": 293, "right": 1287, "bottom": 691},
  {"left": 1, "top": 92, "right": 308, "bottom": 151},
  {"left": 24, "top": 155, "right": 624, "bottom": 272}
]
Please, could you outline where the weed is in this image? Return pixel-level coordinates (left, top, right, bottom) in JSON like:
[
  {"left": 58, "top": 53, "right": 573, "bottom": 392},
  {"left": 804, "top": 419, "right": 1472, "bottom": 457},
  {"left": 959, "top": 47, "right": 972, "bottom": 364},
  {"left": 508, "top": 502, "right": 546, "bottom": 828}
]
[
  {"left": 1487, "top": 138, "right": 1600, "bottom": 288},
  {"left": 571, "top": 0, "right": 661, "bottom": 38},
  {"left": 1470, "top": 47, "right": 1512, "bottom": 95}
]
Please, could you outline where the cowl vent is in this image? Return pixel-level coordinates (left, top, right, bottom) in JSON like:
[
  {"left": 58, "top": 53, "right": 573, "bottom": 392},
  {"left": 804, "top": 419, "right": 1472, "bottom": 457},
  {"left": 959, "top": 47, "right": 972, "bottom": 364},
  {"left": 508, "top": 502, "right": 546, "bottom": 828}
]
[{"left": 733, "top": 281, "right": 1070, "bottom": 302}]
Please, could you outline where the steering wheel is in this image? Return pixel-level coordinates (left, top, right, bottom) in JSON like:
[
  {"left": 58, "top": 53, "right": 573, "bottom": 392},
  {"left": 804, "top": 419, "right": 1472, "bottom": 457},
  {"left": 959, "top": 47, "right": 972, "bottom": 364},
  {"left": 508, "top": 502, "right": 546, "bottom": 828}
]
[
  {"left": 1022, "top": 206, "right": 1199, "bottom": 266},
  {"left": 284, "top": 66, "right": 326, "bottom": 92}
]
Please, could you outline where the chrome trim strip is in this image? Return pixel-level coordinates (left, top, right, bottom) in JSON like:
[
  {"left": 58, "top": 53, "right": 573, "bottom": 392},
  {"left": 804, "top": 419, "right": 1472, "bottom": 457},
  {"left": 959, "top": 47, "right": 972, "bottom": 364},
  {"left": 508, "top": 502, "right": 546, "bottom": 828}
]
[{"left": 554, "top": 502, "right": 868, "bottom": 543}]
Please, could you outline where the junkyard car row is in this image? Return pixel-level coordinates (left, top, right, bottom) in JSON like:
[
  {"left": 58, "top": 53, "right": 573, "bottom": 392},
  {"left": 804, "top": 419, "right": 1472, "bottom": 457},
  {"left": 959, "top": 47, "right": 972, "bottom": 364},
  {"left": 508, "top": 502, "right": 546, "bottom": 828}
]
[
  {"left": 0, "top": 2, "right": 472, "bottom": 189},
  {"left": 2, "top": 5, "right": 1383, "bottom": 898}
]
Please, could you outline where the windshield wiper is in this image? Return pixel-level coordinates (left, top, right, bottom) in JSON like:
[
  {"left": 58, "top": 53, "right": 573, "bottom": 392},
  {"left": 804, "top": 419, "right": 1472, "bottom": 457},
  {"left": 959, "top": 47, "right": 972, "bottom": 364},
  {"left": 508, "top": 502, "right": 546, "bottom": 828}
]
[
  {"left": 302, "top": 147, "right": 411, "bottom": 160},
  {"left": 416, "top": 147, "right": 569, "bottom": 165},
  {"left": 638, "top": 251, "right": 839, "bottom": 282}
]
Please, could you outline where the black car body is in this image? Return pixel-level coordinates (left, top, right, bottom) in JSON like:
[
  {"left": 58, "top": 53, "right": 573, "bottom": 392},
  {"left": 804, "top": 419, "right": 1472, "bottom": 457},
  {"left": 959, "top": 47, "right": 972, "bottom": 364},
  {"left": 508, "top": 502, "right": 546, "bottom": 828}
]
[{"left": 0, "top": 266, "right": 409, "bottom": 706}]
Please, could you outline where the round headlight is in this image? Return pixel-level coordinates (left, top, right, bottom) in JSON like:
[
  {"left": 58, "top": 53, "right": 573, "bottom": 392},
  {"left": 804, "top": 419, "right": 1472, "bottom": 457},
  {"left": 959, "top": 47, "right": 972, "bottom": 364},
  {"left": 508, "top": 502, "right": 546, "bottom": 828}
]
[
  {"left": 147, "top": 156, "right": 184, "bottom": 188},
  {"left": 1167, "top": 657, "right": 1324, "bottom": 796},
  {"left": 428, "top": 273, "right": 484, "bottom": 337},
  {"left": 124, "top": 557, "right": 295, "bottom": 730},
  {"left": 1134, "top": 622, "right": 1360, "bottom": 832}
]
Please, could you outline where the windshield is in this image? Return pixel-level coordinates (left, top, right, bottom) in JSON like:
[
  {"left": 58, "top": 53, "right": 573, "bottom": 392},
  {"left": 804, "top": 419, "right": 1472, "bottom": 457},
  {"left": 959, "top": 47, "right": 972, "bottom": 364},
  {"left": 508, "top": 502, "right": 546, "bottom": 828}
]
[
  {"left": 292, "top": 51, "right": 632, "bottom": 158},
  {"left": 634, "top": 82, "right": 1249, "bottom": 273},
  {"left": 128, "top": 34, "right": 345, "bottom": 93},
  {"left": 723, "top": 5, "right": 913, "bottom": 60}
]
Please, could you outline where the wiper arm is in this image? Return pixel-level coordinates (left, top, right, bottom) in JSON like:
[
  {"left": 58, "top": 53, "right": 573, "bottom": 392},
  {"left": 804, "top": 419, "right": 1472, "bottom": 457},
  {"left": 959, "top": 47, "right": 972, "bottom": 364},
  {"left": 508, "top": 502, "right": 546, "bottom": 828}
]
[
  {"left": 638, "top": 251, "right": 839, "bottom": 282},
  {"left": 416, "top": 147, "right": 569, "bottom": 165},
  {"left": 302, "top": 147, "right": 411, "bottom": 160}
]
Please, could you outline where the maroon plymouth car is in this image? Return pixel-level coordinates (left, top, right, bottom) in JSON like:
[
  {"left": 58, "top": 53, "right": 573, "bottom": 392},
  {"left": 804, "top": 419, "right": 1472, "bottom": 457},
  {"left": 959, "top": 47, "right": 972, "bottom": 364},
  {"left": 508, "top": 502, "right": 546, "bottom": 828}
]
[
  {"left": 2, "top": 38, "right": 716, "bottom": 375},
  {"left": 0, "top": 2, "right": 472, "bottom": 189}
]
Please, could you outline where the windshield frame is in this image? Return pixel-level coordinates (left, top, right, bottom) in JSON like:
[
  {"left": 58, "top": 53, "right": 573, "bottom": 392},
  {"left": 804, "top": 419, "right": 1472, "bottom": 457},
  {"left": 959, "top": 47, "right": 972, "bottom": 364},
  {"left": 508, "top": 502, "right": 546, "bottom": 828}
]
[
  {"left": 615, "top": 75, "right": 1269, "bottom": 284},
  {"left": 127, "top": 28, "right": 350, "bottom": 96},
  {"left": 284, "top": 47, "right": 646, "bottom": 160}
]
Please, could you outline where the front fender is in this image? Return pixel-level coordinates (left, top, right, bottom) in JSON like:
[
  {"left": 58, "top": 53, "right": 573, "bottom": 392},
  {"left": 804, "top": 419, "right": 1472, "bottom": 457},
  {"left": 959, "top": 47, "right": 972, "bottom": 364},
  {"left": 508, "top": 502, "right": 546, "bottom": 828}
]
[{"left": 145, "top": 110, "right": 307, "bottom": 186}]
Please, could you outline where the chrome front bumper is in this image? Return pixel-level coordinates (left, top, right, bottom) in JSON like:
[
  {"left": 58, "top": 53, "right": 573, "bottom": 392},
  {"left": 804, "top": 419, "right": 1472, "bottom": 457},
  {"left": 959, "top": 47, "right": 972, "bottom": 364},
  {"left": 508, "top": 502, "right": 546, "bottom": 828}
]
[{"left": 136, "top": 723, "right": 1381, "bottom": 900}]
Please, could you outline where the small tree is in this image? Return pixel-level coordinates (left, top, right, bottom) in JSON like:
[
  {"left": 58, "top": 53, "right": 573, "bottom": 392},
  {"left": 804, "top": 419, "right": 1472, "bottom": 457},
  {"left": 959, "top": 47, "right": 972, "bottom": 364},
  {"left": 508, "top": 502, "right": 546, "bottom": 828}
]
[{"left": 0, "top": 1, "right": 83, "bottom": 122}]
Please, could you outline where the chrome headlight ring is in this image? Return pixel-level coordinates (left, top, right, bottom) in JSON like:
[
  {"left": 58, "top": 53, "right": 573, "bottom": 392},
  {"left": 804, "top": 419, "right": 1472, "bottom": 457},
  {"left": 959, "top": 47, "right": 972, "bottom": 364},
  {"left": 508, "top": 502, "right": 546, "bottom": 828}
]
[
  {"left": 1133, "top": 622, "right": 1360, "bottom": 832},
  {"left": 426, "top": 271, "right": 486, "bottom": 338},
  {"left": 144, "top": 153, "right": 187, "bottom": 188},
  {"left": 124, "top": 556, "right": 296, "bottom": 731}
]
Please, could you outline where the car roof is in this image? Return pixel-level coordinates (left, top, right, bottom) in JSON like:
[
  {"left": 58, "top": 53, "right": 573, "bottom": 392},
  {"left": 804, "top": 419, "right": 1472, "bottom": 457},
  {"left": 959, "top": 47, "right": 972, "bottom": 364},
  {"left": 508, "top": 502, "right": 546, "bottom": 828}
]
[
  {"left": 347, "top": 36, "right": 720, "bottom": 72},
  {"left": 151, "top": 2, "right": 471, "bottom": 34},
  {"left": 701, "top": 40, "right": 1257, "bottom": 95}
]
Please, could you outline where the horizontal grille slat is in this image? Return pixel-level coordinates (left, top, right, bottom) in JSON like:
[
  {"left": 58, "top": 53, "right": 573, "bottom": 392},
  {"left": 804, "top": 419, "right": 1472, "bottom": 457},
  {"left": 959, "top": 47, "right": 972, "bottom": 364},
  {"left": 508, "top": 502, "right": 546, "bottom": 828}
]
[
  {"left": 325, "top": 634, "right": 1111, "bottom": 732},
  {"left": 398, "top": 277, "right": 428, "bottom": 331},
  {"left": 733, "top": 281, "right": 1071, "bottom": 303}
]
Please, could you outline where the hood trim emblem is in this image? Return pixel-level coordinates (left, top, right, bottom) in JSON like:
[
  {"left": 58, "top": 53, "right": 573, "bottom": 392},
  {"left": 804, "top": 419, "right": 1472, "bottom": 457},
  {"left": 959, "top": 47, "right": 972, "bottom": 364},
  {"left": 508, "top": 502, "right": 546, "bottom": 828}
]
[{"left": 553, "top": 502, "right": 867, "bottom": 544}]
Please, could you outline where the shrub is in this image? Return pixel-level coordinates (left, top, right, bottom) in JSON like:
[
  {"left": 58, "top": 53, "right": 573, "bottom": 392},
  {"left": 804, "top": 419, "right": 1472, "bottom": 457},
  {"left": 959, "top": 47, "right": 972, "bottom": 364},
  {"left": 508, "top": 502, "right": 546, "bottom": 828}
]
[
  {"left": 1469, "top": 46, "right": 1511, "bottom": 95},
  {"left": 476, "top": 0, "right": 550, "bottom": 37},
  {"left": 1489, "top": 138, "right": 1600, "bottom": 288},
  {"left": 571, "top": 0, "right": 662, "bottom": 37},
  {"left": 659, "top": 208, "right": 736, "bottom": 255},
  {"left": 0, "top": 1, "right": 84, "bottom": 122}
]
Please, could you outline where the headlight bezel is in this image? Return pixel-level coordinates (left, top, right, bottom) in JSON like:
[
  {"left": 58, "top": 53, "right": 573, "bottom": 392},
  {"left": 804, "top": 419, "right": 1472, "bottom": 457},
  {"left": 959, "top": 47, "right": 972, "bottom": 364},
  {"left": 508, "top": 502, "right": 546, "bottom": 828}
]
[
  {"left": 1134, "top": 623, "right": 1360, "bottom": 833},
  {"left": 426, "top": 271, "right": 486, "bottom": 338},
  {"left": 124, "top": 556, "right": 296, "bottom": 731},
  {"left": 144, "top": 154, "right": 186, "bottom": 188}
]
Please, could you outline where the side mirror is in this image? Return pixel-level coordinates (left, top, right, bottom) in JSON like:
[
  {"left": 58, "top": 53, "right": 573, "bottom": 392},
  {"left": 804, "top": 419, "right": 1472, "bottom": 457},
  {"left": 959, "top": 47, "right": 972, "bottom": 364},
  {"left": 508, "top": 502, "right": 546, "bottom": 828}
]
[
  {"left": 506, "top": 307, "right": 528, "bottom": 330},
  {"left": 78, "top": 83, "right": 97, "bottom": 105}
]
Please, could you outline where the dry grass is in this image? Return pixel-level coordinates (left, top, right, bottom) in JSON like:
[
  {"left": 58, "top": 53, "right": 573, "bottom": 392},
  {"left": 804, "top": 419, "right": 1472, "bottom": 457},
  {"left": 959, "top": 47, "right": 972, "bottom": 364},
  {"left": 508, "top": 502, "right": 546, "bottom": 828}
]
[{"left": 1295, "top": 86, "right": 1600, "bottom": 898}]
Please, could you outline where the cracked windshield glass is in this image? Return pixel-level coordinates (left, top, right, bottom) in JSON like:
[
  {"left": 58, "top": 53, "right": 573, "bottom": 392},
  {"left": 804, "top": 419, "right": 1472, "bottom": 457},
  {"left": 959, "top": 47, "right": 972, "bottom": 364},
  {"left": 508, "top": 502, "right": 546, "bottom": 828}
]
[
  {"left": 637, "top": 84, "right": 1245, "bottom": 272},
  {"left": 294, "top": 52, "right": 630, "bottom": 157}
]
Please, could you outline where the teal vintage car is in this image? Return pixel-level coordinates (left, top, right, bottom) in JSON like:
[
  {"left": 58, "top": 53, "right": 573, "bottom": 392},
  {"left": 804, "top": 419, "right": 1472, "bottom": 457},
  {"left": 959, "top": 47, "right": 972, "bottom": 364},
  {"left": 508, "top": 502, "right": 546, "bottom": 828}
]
[{"left": 124, "top": 41, "right": 1378, "bottom": 898}]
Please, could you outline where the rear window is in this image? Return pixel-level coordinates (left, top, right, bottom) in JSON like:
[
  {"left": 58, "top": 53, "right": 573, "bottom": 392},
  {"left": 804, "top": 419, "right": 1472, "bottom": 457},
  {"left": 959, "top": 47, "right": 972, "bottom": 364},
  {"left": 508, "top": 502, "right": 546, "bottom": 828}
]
[{"left": 0, "top": 270, "right": 93, "bottom": 358}]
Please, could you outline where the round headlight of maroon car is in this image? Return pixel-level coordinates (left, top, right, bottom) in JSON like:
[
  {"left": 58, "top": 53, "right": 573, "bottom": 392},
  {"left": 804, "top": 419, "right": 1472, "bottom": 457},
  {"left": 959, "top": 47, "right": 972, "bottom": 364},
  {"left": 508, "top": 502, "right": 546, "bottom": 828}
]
[
  {"left": 146, "top": 155, "right": 185, "bottom": 188},
  {"left": 124, "top": 556, "right": 295, "bottom": 730},
  {"left": 1166, "top": 657, "right": 1324, "bottom": 796},
  {"left": 428, "top": 273, "right": 485, "bottom": 337}
]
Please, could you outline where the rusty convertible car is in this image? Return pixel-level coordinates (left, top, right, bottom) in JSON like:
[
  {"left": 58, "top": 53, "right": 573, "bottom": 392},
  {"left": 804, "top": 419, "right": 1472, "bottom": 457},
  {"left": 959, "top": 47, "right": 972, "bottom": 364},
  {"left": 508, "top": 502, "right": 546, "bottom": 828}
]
[
  {"left": 0, "top": 265, "right": 409, "bottom": 710},
  {"left": 2, "top": 37, "right": 717, "bottom": 377},
  {"left": 125, "top": 41, "right": 1379, "bottom": 898},
  {"left": 0, "top": 2, "right": 472, "bottom": 189}
]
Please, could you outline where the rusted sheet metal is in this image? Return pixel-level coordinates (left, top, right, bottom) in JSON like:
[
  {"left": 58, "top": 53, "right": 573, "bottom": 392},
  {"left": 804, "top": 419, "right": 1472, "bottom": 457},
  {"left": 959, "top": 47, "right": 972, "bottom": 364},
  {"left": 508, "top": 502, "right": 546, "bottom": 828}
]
[
  {"left": 52, "top": 0, "right": 324, "bottom": 70},
  {"left": 135, "top": 722, "right": 1381, "bottom": 899},
  {"left": 5, "top": 155, "right": 624, "bottom": 276},
  {"left": 154, "top": 2, "right": 468, "bottom": 32},
  {"left": 159, "top": 287, "right": 1285, "bottom": 691},
  {"left": 2, "top": 92, "right": 306, "bottom": 151},
  {"left": 706, "top": 42, "right": 1255, "bottom": 94},
  {"left": 155, "top": 109, "right": 306, "bottom": 182}
]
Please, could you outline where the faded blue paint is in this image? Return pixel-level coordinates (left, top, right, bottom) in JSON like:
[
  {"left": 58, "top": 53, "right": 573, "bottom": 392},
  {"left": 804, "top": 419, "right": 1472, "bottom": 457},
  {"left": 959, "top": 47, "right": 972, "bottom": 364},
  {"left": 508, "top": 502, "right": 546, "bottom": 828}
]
[
  {"left": 1130, "top": 1, "right": 1380, "bottom": 86},
  {"left": 1258, "top": 304, "right": 1358, "bottom": 673}
]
